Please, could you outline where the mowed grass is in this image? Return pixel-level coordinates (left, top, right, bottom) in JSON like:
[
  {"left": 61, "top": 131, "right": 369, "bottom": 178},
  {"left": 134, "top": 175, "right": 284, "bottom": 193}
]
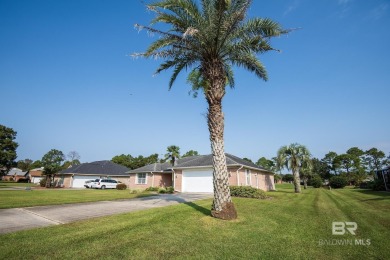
[
  {"left": 0, "top": 184, "right": 389, "bottom": 259},
  {"left": 0, "top": 189, "right": 153, "bottom": 209},
  {"left": 0, "top": 181, "right": 36, "bottom": 188}
]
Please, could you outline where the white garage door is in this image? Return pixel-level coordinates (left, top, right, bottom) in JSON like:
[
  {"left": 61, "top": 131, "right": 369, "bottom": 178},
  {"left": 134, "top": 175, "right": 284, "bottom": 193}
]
[
  {"left": 72, "top": 176, "right": 99, "bottom": 188},
  {"left": 31, "top": 177, "right": 43, "bottom": 184},
  {"left": 182, "top": 169, "right": 213, "bottom": 193}
]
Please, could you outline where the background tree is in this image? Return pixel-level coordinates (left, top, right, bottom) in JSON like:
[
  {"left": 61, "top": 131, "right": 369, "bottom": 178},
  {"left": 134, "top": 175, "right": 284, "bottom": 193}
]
[
  {"left": 277, "top": 143, "right": 312, "bottom": 193},
  {"left": 364, "top": 148, "right": 386, "bottom": 175},
  {"left": 41, "top": 149, "right": 65, "bottom": 188},
  {"left": 132, "top": 154, "right": 159, "bottom": 169},
  {"left": 333, "top": 154, "right": 354, "bottom": 176},
  {"left": 67, "top": 151, "right": 81, "bottom": 166},
  {"left": 347, "top": 147, "right": 365, "bottom": 172},
  {"left": 346, "top": 147, "right": 364, "bottom": 159},
  {"left": 311, "top": 158, "right": 330, "bottom": 180},
  {"left": 322, "top": 151, "right": 338, "bottom": 175},
  {"left": 112, "top": 154, "right": 133, "bottom": 168},
  {"left": 274, "top": 173, "right": 282, "bottom": 183},
  {"left": 0, "top": 124, "right": 18, "bottom": 176},
  {"left": 17, "top": 159, "right": 33, "bottom": 171},
  {"left": 136, "top": 0, "right": 287, "bottom": 219},
  {"left": 256, "top": 157, "right": 275, "bottom": 171},
  {"left": 29, "top": 160, "right": 43, "bottom": 170},
  {"left": 182, "top": 150, "right": 199, "bottom": 157},
  {"left": 112, "top": 153, "right": 159, "bottom": 170},
  {"left": 164, "top": 145, "right": 181, "bottom": 166},
  {"left": 282, "top": 174, "right": 294, "bottom": 183},
  {"left": 242, "top": 157, "right": 253, "bottom": 163}
]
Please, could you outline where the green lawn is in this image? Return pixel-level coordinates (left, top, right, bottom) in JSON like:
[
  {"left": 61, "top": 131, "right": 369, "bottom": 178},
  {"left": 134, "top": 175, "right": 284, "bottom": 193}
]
[
  {"left": 0, "top": 184, "right": 389, "bottom": 259},
  {"left": 0, "top": 181, "right": 36, "bottom": 188},
  {"left": 0, "top": 189, "right": 153, "bottom": 209}
]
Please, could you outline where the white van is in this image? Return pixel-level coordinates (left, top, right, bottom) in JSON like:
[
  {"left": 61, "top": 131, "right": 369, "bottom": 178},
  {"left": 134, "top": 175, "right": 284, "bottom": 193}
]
[{"left": 91, "top": 179, "right": 118, "bottom": 189}]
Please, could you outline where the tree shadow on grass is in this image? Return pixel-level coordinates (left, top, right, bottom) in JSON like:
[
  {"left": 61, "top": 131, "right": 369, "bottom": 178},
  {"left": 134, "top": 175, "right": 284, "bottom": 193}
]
[
  {"left": 360, "top": 197, "right": 390, "bottom": 202},
  {"left": 183, "top": 202, "right": 211, "bottom": 216},
  {"left": 352, "top": 189, "right": 390, "bottom": 197},
  {"left": 152, "top": 194, "right": 212, "bottom": 216},
  {"left": 271, "top": 190, "right": 296, "bottom": 194}
]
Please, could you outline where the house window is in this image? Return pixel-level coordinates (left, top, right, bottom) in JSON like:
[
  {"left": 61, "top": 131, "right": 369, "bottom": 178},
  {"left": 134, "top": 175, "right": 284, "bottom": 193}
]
[
  {"left": 245, "top": 169, "right": 251, "bottom": 185},
  {"left": 137, "top": 173, "right": 147, "bottom": 184}
]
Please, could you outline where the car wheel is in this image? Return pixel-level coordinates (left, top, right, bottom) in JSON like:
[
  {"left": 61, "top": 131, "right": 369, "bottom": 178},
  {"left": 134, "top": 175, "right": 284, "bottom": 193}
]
[{"left": 101, "top": 185, "right": 106, "bottom": 190}]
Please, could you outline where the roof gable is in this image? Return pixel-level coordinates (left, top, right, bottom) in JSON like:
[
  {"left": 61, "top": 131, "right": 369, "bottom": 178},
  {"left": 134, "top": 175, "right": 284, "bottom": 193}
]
[
  {"left": 7, "top": 168, "right": 28, "bottom": 176},
  {"left": 128, "top": 154, "right": 271, "bottom": 173},
  {"left": 60, "top": 161, "right": 130, "bottom": 176}
]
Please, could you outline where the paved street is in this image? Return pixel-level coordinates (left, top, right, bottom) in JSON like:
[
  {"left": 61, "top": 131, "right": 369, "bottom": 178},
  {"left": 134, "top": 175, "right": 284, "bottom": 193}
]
[{"left": 0, "top": 193, "right": 212, "bottom": 234}]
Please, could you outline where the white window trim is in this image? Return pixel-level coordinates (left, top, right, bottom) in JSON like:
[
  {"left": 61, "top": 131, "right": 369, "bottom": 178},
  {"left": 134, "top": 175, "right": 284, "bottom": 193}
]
[
  {"left": 136, "top": 173, "right": 147, "bottom": 185},
  {"left": 245, "top": 169, "right": 251, "bottom": 186}
]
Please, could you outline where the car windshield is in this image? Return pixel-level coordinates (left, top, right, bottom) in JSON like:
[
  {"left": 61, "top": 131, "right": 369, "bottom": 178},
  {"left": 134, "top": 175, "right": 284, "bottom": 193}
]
[{"left": 94, "top": 179, "right": 100, "bottom": 182}]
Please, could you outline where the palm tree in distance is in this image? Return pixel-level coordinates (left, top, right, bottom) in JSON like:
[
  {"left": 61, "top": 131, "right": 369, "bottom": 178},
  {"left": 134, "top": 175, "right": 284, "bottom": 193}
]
[
  {"left": 164, "top": 145, "right": 181, "bottom": 166},
  {"left": 134, "top": 0, "right": 289, "bottom": 219},
  {"left": 277, "top": 143, "right": 312, "bottom": 193}
]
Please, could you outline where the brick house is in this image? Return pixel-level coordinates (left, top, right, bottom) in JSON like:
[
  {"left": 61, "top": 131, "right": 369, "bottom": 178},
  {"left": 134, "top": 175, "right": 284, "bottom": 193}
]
[
  {"left": 2, "top": 168, "right": 28, "bottom": 181},
  {"left": 57, "top": 161, "right": 130, "bottom": 188},
  {"left": 128, "top": 153, "right": 275, "bottom": 192}
]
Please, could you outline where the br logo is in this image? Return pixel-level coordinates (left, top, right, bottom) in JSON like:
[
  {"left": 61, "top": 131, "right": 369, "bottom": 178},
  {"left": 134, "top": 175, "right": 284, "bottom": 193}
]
[{"left": 332, "top": 222, "right": 357, "bottom": 235}]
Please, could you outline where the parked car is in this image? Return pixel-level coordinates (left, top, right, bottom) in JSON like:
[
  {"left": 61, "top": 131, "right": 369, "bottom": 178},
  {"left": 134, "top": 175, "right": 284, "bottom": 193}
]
[
  {"left": 91, "top": 179, "right": 119, "bottom": 189},
  {"left": 84, "top": 180, "right": 94, "bottom": 188}
]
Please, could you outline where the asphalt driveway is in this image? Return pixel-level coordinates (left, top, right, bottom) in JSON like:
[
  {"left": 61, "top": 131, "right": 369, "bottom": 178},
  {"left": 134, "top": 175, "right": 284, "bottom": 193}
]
[{"left": 0, "top": 193, "right": 212, "bottom": 234}]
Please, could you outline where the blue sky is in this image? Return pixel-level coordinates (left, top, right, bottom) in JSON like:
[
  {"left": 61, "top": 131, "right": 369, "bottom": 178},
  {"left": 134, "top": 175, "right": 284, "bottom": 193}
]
[{"left": 1, "top": 0, "right": 389, "bottom": 163}]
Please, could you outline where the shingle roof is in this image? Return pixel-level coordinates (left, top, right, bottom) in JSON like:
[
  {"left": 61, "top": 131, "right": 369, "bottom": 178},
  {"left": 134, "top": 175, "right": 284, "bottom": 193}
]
[
  {"left": 60, "top": 161, "right": 130, "bottom": 176},
  {"left": 128, "top": 154, "right": 272, "bottom": 174},
  {"left": 7, "top": 168, "right": 28, "bottom": 176}
]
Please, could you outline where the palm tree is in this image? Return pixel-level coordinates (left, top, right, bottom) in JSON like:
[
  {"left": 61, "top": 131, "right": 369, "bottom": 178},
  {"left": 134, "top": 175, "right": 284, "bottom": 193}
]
[
  {"left": 299, "top": 163, "right": 313, "bottom": 189},
  {"left": 135, "top": 0, "right": 288, "bottom": 219},
  {"left": 165, "top": 145, "right": 181, "bottom": 166},
  {"left": 277, "top": 143, "right": 311, "bottom": 193}
]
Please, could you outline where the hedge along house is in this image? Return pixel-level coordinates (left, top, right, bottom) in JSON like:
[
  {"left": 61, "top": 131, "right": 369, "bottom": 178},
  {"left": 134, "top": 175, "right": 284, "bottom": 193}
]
[
  {"left": 128, "top": 154, "right": 275, "bottom": 192},
  {"left": 58, "top": 161, "right": 130, "bottom": 188}
]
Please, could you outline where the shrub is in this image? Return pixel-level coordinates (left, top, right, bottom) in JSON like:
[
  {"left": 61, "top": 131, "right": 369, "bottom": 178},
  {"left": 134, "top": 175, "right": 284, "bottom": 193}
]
[
  {"left": 39, "top": 178, "right": 46, "bottom": 187},
  {"left": 158, "top": 188, "right": 167, "bottom": 194},
  {"left": 116, "top": 183, "right": 127, "bottom": 190},
  {"left": 17, "top": 178, "right": 29, "bottom": 183},
  {"left": 370, "top": 179, "right": 386, "bottom": 191},
  {"left": 282, "top": 174, "right": 294, "bottom": 182},
  {"left": 145, "top": 186, "right": 159, "bottom": 192},
  {"left": 166, "top": 186, "right": 174, "bottom": 194},
  {"left": 230, "top": 186, "right": 268, "bottom": 199},
  {"left": 329, "top": 176, "right": 348, "bottom": 189},
  {"left": 309, "top": 176, "right": 323, "bottom": 188}
]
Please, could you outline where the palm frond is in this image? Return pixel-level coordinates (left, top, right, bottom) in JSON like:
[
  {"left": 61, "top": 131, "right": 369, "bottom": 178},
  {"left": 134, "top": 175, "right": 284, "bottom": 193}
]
[{"left": 230, "top": 53, "right": 268, "bottom": 81}]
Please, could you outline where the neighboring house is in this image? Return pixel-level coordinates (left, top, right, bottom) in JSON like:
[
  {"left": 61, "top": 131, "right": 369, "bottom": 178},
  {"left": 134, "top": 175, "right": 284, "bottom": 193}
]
[
  {"left": 26, "top": 167, "right": 44, "bottom": 184},
  {"left": 128, "top": 153, "right": 275, "bottom": 192},
  {"left": 375, "top": 167, "right": 390, "bottom": 191},
  {"left": 2, "top": 168, "right": 28, "bottom": 181},
  {"left": 58, "top": 161, "right": 130, "bottom": 188}
]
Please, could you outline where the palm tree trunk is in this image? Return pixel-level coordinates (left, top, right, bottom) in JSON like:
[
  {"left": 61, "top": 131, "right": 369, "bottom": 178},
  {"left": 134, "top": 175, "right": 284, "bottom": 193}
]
[
  {"left": 207, "top": 101, "right": 237, "bottom": 220},
  {"left": 303, "top": 178, "right": 308, "bottom": 189},
  {"left": 293, "top": 170, "right": 301, "bottom": 193}
]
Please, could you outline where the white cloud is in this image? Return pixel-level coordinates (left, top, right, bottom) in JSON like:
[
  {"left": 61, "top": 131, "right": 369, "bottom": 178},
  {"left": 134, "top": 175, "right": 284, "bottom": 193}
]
[
  {"left": 338, "top": 0, "right": 353, "bottom": 5},
  {"left": 283, "top": 0, "right": 300, "bottom": 16},
  {"left": 368, "top": 3, "right": 389, "bottom": 20}
]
